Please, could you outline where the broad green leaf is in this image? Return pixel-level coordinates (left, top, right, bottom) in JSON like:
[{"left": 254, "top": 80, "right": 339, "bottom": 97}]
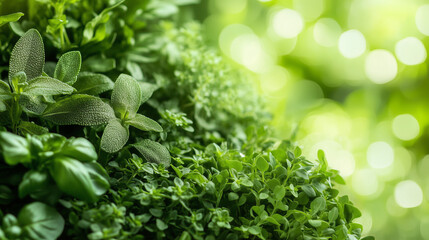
[
  {"left": 18, "top": 170, "right": 50, "bottom": 198},
  {"left": 49, "top": 156, "right": 104, "bottom": 203},
  {"left": 19, "top": 95, "right": 47, "bottom": 115},
  {"left": 0, "top": 12, "right": 24, "bottom": 27},
  {"left": 74, "top": 72, "right": 114, "bottom": 95},
  {"left": 23, "top": 76, "right": 75, "bottom": 96},
  {"left": 42, "top": 94, "right": 115, "bottom": 125},
  {"left": 9, "top": 29, "right": 44, "bottom": 82},
  {"left": 18, "top": 202, "right": 64, "bottom": 240},
  {"left": 126, "top": 113, "right": 162, "bottom": 132},
  {"left": 344, "top": 204, "right": 362, "bottom": 222},
  {"left": 18, "top": 121, "right": 49, "bottom": 135},
  {"left": 133, "top": 139, "right": 171, "bottom": 168},
  {"left": 100, "top": 118, "right": 129, "bottom": 153},
  {"left": 81, "top": 55, "right": 116, "bottom": 72},
  {"left": 111, "top": 74, "right": 142, "bottom": 119},
  {"left": 54, "top": 51, "right": 82, "bottom": 85},
  {"left": 310, "top": 197, "right": 326, "bottom": 215},
  {"left": 61, "top": 137, "right": 97, "bottom": 162},
  {"left": 0, "top": 132, "right": 30, "bottom": 165},
  {"left": 84, "top": 162, "right": 110, "bottom": 196},
  {"left": 139, "top": 82, "right": 159, "bottom": 104},
  {"left": 256, "top": 156, "right": 269, "bottom": 172},
  {"left": 0, "top": 80, "right": 12, "bottom": 99}
]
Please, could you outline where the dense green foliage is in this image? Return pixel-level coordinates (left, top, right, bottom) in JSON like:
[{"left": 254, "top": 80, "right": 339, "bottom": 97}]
[{"left": 0, "top": 1, "right": 372, "bottom": 239}]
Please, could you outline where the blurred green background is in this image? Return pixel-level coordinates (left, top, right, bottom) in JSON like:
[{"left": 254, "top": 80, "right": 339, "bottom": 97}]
[{"left": 196, "top": 0, "right": 429, "bottom": 239}]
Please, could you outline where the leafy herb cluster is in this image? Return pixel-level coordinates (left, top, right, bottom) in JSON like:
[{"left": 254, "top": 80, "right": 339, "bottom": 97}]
[{"left": 0, "top": 0, "right": 373, "bottom": 240}]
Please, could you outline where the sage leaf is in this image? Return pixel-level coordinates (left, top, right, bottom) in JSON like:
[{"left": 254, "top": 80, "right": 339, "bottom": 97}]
[
  {"left": 0, "top": 80, "right": 12, "bottom": 99},
  {"left": 111, "top": 74, "right": 142, "bottom": 119},
  {"left": 42, "top": 94, "right": 115, "bottom": 125},
  {"left": 23, "top": 76, "right": 75, "bottom": 96},
  {"left": 133, "top": 139, "right": 171, "bottom": 167},
  {"left": 139, "top": 82, "right": 159, "bottom": 104},
  {"left": 126, "top": 113, "right": 163, "bottom": 132},
  {"left": 18, "top": 121, "right": 49, "bottom": 135},
  {"left": 54, "top": 51, "right": 82, "bottom": 85},
  {"left": 0, "top": 12, "right": 24, "bottom": 27},
  {"left": 18, "top": 202, "right": 64, "bottom": 240},
  {"left": 0, "top": 132, "right": 30, "bottom": 165},
  {"left": 9, "top": 29, "right": 44, "bottom": 82},
  {"left": 74, "top": 72, "right": 114, "bottom": 95},
  {"left": 19, "top": 95, "right": 47, "bottom": 115},
  {"left": 100, "top": 118, "right": 129, "bottom": 153}
]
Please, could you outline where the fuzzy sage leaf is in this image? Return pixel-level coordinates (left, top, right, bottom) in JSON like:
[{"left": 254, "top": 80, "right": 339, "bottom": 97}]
[
  {"left": 42, "top": 94, "right": 115, "bottom": 125},
  {"left": 23, "top": 76, "right": 75, "bottom": 96},
  {"left": 54, "top": 51, "right": 82, "bottom": 85},
  {"left": 100, "top": 118, "right": 129, "bottom": 153},
  {"left": 111, "top": 74, "right": 142, "bottom": 119},
  {"left": 133, "top": 139, "right": 171, "bottom": 167},
  {"left": 126, "top": 113, "right": 163, "bottom": 132},
  {"left": 74, "top": 72, "right": 114, "bottom": 95},
  {"left": 9, "top": 29, "right": 45, "bottom": 82}
]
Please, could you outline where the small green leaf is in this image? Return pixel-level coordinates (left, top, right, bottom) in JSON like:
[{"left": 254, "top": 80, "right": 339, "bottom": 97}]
[
  {"left": 248, "top": 226, "right": 261, "bottom": 235},
  {"left": 18, "top": 170, "right": 50, "bottom": 198},
  {"left": 273, "top": 185, "right": 286, "bottom": 200},
  {"left": 18, "top": 121, "right": 49, "bottom": 135},
  {"left": 23, "top": 76, "right": 75, "bottom": 96},
  {"left": 328, "top": 207, "right": 339, "bottom": 223},
  {"left": 308, "top": 219, "right": 322, "bottom": 228},
  {"left": 256, "top": 156, "right": 269, "bottom": 172},
  {"left": 139, "top": 82, "right": 159, "bottom": 104},
  {"left": 61, "top": 137, "right": 97, "bottom": 162},
  {"left": 42, "top": 94, "right": 115, "bottom": 125},
  {"left": 0, "top": 12, "right": 24, "bottom": 27},
  {"left": 156, "top": 219, "right": 168, "bottom": 231},
  {"left": 310, "top": 197, "right": 326, "bottom": 215},
  {"left": 111, "top": 74, "right": 142, "bottom": 118},
  {"left": 54, "top": 51, "right": 82, "bottom": 85},
  {"left": 18, "top": 202, "right": 64, "bottom": 240},
  {"left": 74, "top": 72, "right": 114, "bottom": 95},
  {"left": 100, "top": 118, "right": 129, "bottom": 153},
  {"left": 81, "top": 55, "right": 116, "bottom": 72},
  {"left": 0, "top": 132, "right": 30, "bottom": 165},
  {"left": 19, "top": 95, "right": 47, "bottom": 115},
  {"left": 126, "top": 113, "right": 163, "bottom": 132},
  {"left": 9, "top": 29, "right": 44, "bottom": 82},
  {"left": 301, "top": 185, "right": 316, "bottom": 197},
  {"left": 0, "top": 80, "right": 12, "bottom": 99},
  {"left": 134, "top": 139, "right": 171, "bottom": 168}
]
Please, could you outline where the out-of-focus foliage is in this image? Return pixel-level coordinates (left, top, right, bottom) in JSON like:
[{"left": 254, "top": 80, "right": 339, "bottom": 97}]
[{"left": 198, "top": 0, "right": 429, "bottom": 239}]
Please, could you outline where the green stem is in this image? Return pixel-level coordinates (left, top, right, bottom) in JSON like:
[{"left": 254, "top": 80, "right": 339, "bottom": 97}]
[{"left": 10, "top": 95, "right": 22, "bottom": 133}]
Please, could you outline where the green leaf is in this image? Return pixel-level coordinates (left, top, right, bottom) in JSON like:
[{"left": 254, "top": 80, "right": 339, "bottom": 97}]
[
  {"left": 18, "top": 202, "right": 64, "bottom": 240},
  {"left": 19, "top": 95, "right": 47, "bottom": 115},
  {"left": 74, "top": 72, "right": 114, "bottom": 95},
  {"left": 133, "top": 139, "right": 171, "bottom": 168},
  {"left": 0, "top": 12, "right": 24, "bottom": 27},
  {"left": 42, "top": 94, "right": 115, "bottom": 125},
  {"left": 344, "top": 204, "right": 362, "bottom": 222},
  {"left": 273, "top": 185, "right": 286, "bottom": 201},
  {"left": 9, "top": 29, "right": 44, "bottom": 82},
  {"left": 328, "top": 207, "right": 339, "bottom": 223},
  {"left": 49, "top": 156, "right": 108, "bottom": 203},
  {"left": 54, "top": 51, "right": 82, "bottom": 85},
  {"left": 100, "top": 118, "right": 129, "bottom": 153},
  {"left": 111, "top": 74, "right": 142, "bottom": 119},
  {"left": 126, "top": 113, "right": 163, "bottom": 132},
  {"left": 256, "top": 156, "right": 269, "bottom": 172},
  {"left": 310, "top": 197, "right": 326, "bottom": 215},
  {"left": 23, "top": 76, "right": 75, "bottom": 96},
  {"left": 84, "top": 162, "right": 110, "bottom": 196},
  {"left": 61, "top": 137, "right": 97, "bottom": 162},
  {"left": 0, "top": 132, "right": 30, "bottom": 165},
  {"left": 156, "top": 219, "right": 168, "bottom": 231},
  {"left": 0, "top": 80, "right": 12, "bottom": 99},
  {"left": 18, "top": 170, "right": 50, "bottom": 198},
  {"left": 81, "top": 55, "right": 116, "bottom": 72},
  {"left": 18, "top": 121, "right": 49, "bottom": 135}
]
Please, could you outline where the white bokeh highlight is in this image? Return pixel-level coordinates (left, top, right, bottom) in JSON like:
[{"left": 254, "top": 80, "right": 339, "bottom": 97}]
[
  {"left": 365, "top": 49, "right": 397, "bottom": 84},
  {"left": 394, "top": 180, "right": 423, "bottom": 208},
  {"left": 392, "top": 114, "right": 420, "bottom": 141},
  {"left": 395, "top": 37, "right": 427, "bottom": 65},
  {"left": 272, "top": 9, "right": 304, "bottom": 39},
  {"left": 367, "top": 142, "right": 394, "bottom": 169},
  {"left": 338, "top": 30, "right": 366, "bottom": 58}
]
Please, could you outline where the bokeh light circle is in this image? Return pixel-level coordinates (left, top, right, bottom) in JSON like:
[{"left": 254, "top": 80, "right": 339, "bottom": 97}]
[
  {"left": 394, "top": 180, "right": 423, "bottom": 208},
  {"left": 313, "top": 18, "right": 342, "bottom": 47},
  {"left": 272, "top": 9, "right": 304, "bottom": 39},
  {"left": 367, "top": 141, "right": 394, "bottom": 169},
  {"left": 365, "top": 49, "right": 397, "bottom": 84},
  {"left": 338, "top": 30, "right": 366, "bottom": 58},
  {"left": 416, "top": 5, "right": 429, "bottom": 36},
  {"left": 352, "top": 169, "right": 378, "bottom": 196},
  {"left": 392, "top": 114, "right": 420, "bottom": 141},
  {"left": 395, "top": 37, "right": 427, "bottom": 65}
]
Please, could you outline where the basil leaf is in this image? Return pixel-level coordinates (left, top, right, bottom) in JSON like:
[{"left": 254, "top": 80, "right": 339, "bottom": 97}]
[
  {"left": 42, "top": 94, "right": 115, "bottom": 125},
  {"left": 126, "top": 113, "right": 163, "bottom": 132},
  {"left": 0, "top": 132, "right": 30, "bottom": 165},
  {"left": 111, "top": 74, "right": 142, "bottom": 119},
  {"left": 100, "top": 118, "right": 129, "bottom": 153},
  {"left": 133, "top": 139, "right": 171, "bottom": 168},
  {"left": 61, "top": 137, "right": 97, "bottom": 162},
  {"left": 9, "top": 29, "right": 45, "bottom": 82},
  {"left": 54, "top": 51, "right": 82, "bottom": 85},
  {"left": 18, "top": 202, "right": 64, "bottom": 240}
]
